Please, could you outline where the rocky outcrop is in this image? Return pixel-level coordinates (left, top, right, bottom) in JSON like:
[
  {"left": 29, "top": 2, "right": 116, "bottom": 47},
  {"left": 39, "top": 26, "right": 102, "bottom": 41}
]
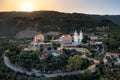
[{"left": 15, "top": 29, "right": 41, "bottom": 39}]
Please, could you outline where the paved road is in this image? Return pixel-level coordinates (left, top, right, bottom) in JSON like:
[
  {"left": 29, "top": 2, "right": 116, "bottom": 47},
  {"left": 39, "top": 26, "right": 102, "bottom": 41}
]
[{"left": 3, "top": 55, "right": 96, "bottom": 78}]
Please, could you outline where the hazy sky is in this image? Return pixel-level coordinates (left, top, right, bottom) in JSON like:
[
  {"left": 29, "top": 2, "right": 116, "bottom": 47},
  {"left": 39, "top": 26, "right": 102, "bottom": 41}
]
[{"left": 0, "top": 0, "right": 120, "bottom": 15}]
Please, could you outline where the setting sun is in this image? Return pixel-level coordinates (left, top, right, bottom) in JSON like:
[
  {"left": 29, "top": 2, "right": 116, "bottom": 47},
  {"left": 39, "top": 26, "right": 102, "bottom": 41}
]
[{"left": 20, "top": 2, "right": 36, "bottom": 12}]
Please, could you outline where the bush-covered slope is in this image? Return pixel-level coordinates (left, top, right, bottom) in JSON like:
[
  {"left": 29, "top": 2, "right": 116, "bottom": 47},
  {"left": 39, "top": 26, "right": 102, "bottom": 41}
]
[{"left": 0, "top": 11, "right": 119, "bottom": 37}]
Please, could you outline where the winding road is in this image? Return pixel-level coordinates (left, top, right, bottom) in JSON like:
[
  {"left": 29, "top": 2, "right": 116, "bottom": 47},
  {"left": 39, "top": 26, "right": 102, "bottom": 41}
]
[{"left": 3, "top": 55, "right": 96, "bottom": 78}]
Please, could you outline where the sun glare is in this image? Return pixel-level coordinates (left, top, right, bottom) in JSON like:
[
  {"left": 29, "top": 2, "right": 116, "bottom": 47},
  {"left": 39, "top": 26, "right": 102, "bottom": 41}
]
[{"left": 20, "top": 2, "right": 35, "bottom": 12}]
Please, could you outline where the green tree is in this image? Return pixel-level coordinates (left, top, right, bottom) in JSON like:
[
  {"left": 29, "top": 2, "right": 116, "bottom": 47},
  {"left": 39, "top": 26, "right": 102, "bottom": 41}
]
[
  {"left": 99, "top": 77, "right": 108, "bottom": 80},
  {"left": 17, "top": 51, "right": 40, "bottom": 70},
  {"left": 67, "top": 55, "right": 82, "bottom": 71}
]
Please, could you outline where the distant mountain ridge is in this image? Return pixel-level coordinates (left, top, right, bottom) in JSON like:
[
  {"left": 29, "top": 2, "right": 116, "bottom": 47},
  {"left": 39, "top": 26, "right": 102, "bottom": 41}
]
[{"left": 0, "top": 11, "right": 120, "bottom": 38}]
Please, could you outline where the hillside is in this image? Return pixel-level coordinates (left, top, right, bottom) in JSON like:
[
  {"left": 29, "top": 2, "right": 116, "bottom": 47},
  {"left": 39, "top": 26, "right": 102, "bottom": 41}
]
[{"left": 0, "top": 11, "right": 120, "bottom": 38}]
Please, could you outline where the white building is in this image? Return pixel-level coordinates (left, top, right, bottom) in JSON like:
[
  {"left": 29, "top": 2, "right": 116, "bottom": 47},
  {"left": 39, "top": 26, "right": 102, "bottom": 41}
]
[
  {"left": 89, "top": 35, "right": 98, "bottom": 40},
  {"left": 73, "top": 30, "right": 83, "bottom": 44},
  {"left": 59, "top": 30, "right": 83, "bottom": 47}
]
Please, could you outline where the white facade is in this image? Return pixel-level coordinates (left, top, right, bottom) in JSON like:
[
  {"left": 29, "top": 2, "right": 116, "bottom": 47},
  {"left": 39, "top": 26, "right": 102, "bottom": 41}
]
[
  {"left": 79, "top": 30, "right": 83, "bottom": 43},
  {"left": 74, "top": 30, "right": 79, "bottom": 43},
  {"left": 74, "top": 30, "right": 83, "bottom": 44}
]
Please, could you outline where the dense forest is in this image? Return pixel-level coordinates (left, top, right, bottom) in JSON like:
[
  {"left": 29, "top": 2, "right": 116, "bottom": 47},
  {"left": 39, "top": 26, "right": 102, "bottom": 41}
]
[{"left": 0, "top": 11, "right": 120, "bottom": 37}]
